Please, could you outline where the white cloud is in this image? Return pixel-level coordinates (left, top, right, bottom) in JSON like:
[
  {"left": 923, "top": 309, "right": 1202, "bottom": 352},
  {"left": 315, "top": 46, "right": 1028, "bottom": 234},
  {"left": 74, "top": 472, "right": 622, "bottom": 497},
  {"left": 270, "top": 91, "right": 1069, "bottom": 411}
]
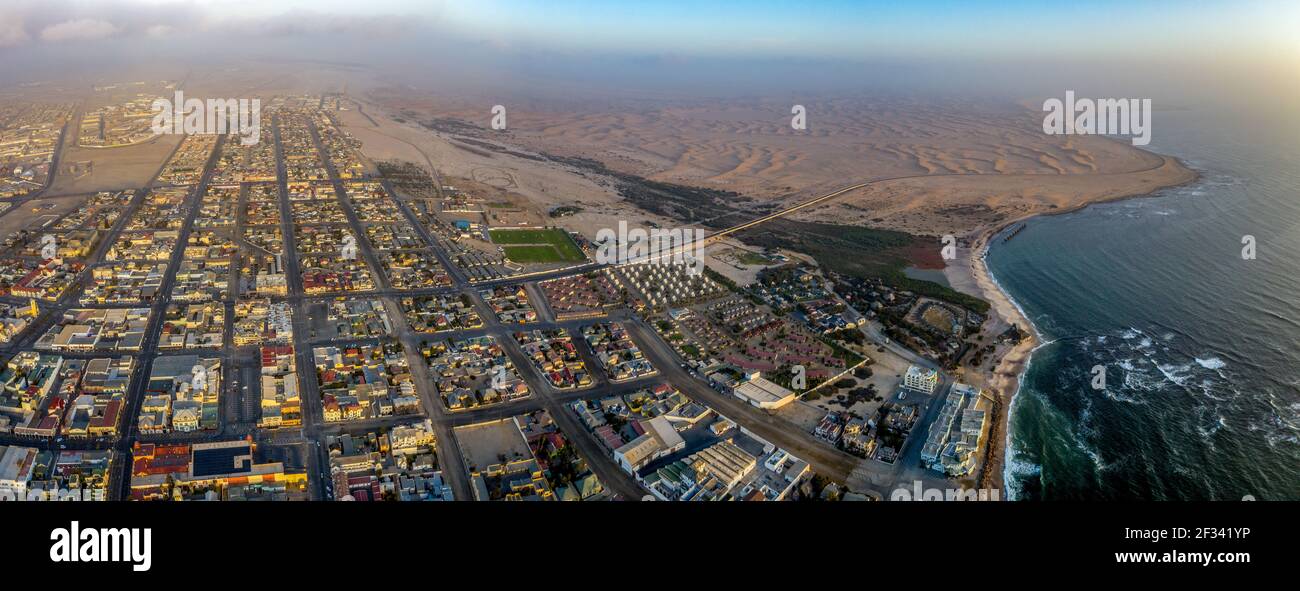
[
  {"left": 40, "top": 19, "right": 122, "bottom": 42},
  {"left": 0, "top": 18, "right": 32, "bottom": 48},
  {"left": 146, "top": 24, "right": 176, "bottom": 38},
  {"left": 201, "top": 10, "right": 418, "bottom": 38},
  {"left": 0, "top": 2, "right": 423, "bottom": 50}
]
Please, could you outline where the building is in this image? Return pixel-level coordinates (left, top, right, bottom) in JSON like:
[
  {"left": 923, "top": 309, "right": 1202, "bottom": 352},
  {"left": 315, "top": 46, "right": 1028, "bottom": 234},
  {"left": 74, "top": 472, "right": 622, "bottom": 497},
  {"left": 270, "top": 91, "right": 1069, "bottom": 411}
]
[
  {"left": 731, "top": 371, "right": 797, "bottom": 410},
  {"left": 390, "top": 419, "right": 437, "bottom": 455},
  {"left": 903, "top": 365, "right": 939, "bottom": 394},
  {"left": 920, "top": 382, "right": 987, "bottom": 476},
  {"left": 842, "top": 417, "right": 877, "bottom": 457},
  {"left": 612, "top": 415, "right": 685, "bottom": 474},
  {"left": 0, "top": 445, "right": 38, "bottom": 498},
  {"left": 130, "top": 439, "right": 307, "bottom": 500},
  {"left": 813, "top": 412, "right": 844, "bottom": 444},
  {"left": 642, "top": 432, "right": 811, "bottom": 502}
]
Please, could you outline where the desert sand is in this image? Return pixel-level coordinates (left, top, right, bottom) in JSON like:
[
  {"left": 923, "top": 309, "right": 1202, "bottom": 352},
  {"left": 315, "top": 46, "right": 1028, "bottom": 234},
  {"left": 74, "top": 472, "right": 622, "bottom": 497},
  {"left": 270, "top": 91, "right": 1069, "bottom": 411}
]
[{"left": 366, "top": 91, "right": 1194, "bottom": 237}]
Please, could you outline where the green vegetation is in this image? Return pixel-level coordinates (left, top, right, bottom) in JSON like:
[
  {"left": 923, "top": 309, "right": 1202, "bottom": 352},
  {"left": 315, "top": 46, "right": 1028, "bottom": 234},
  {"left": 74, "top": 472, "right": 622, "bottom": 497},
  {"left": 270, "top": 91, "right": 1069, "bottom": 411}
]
[
  {"left": 549, "top": 205, "right": 583, "bottom": 217},
  {"left": 489, "top": 228, "right": 565, "bottom": 244},
  {"left": 490, "top": 228, "right": 586, "bottom": 263},
  {"left": 703, "top": 266, "right": 737, "bottom": 291},
  {"left": 737, "top": 219, "right": 989, "bottom": 314},
  {"left": 500, "top": 245, "right": 571, "bottom": 263}
]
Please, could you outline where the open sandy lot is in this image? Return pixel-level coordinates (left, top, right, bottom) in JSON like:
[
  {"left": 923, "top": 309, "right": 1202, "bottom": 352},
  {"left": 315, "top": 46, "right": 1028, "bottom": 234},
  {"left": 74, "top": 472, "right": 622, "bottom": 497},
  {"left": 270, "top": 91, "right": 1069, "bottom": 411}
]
[{"left": 0, "top": 194, "right": 90, "bottom": 241}]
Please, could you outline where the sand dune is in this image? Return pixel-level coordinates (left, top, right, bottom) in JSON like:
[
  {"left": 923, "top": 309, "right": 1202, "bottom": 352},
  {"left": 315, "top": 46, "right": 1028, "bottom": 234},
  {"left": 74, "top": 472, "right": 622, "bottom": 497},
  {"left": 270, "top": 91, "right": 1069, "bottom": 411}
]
[{"left": 365, "top": 90, "right": 1193, "bottom": 243}]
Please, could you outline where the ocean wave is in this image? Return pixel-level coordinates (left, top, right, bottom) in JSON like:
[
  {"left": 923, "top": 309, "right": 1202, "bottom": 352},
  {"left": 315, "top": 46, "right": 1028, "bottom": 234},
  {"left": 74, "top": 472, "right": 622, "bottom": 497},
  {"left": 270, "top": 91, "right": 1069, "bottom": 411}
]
[
  {"left": 1120, "top": 327, "right": 1144, "bottom": 340},
  {"left": 1155, "top": 362, "right": 1194, "bottom": 387},
  {"left": 1264, "top": 432, "right": 1299, "bottom": 448},
  {"left": 1076, "top": 437, "right": 1109, "bottom": 474},
  {"left": 1072, "top": 398, "right": 1111, "bottom": 474},
  {"left": 1119, "top": 367, "right": 1161, "bottom": 395},
  {"left": 1195, "top": 356, "right": 1227, "bottom": 370},
  {"left": 1002, "top": 445, "right": 1041, "bottom": 502},
  {"left": 1195, "top": 379, "right": 1231, "bottom": 402},
  {"left": 1195, "top": 407, "right": 1227, "bottom": 440},
  {"left": 1103, "top": 387, "right": 1145, "bottom": 404},
  {"left": 1003, "top": 346, "right": 1044, "bottom": 501}
]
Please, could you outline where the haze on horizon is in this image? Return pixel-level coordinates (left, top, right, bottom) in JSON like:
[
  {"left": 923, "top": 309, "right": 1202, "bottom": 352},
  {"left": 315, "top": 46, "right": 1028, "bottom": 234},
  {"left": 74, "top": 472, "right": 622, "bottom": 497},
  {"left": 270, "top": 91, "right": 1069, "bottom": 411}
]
[{"left": 0, "top": 0, "right": 1297, "bottom": 111}]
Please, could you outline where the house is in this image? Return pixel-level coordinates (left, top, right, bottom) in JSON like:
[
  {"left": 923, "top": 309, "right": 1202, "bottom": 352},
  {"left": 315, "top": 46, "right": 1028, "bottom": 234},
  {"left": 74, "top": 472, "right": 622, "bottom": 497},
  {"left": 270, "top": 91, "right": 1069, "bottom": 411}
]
[{"left": 813, "top": 412, "right": 845, "bottom": 444}]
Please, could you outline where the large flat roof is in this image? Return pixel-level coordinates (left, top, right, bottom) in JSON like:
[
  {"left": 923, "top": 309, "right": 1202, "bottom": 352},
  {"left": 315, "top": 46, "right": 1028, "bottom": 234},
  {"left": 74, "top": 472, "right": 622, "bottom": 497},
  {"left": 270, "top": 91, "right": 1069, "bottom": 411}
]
[
  {"left": 734, "top": 376, "right": 795, "bottom": 406},
  {"left": 192, "top": 442, "right": 253, "bottom": 478}
]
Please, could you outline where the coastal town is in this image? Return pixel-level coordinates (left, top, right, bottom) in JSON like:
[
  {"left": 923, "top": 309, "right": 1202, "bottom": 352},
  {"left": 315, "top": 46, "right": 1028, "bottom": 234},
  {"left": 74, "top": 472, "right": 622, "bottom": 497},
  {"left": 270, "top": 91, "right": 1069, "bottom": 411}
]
[
  {"left": 0, "top": 86, "right": 1033, "bottom": 503},
  {"left": 1, "top": 1, "right": 1289, "bottom": 583}
]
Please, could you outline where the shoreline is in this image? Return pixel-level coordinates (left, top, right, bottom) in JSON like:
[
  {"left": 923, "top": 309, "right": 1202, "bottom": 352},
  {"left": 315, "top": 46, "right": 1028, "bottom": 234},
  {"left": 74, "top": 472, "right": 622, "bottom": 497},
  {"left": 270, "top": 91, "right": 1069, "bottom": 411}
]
[{"left": 959, "top": 154, "right": 1201, "bottom": 497}]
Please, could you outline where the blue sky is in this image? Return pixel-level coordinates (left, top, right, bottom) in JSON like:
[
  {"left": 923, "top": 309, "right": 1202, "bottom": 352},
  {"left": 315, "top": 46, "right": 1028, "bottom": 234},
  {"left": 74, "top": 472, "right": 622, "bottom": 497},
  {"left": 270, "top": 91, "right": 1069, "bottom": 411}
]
[
  {"left": 430, "top": 0, "right": 1297, "bottom": 61},
  {"left": 3, "top": 0, "right": 1295, "bottom": 102},
  {"left": 7, "top": 0, "right": 1296, "bottom": 63}
]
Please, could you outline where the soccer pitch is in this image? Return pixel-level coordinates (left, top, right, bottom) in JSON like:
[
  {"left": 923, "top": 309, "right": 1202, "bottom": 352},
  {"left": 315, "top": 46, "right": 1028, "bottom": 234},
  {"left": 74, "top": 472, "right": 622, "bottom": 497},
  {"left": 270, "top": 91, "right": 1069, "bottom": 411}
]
[{"left": 489, "top": 228, "right": 586, "bottom": 263}]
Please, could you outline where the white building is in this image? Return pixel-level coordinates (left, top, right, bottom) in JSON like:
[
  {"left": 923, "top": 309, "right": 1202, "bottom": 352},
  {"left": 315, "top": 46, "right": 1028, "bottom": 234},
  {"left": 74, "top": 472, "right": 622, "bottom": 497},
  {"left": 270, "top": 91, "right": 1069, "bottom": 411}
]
[
  {"left": 920, "top": 382, "right": 987, "bottom": 476},
  {"left": 613, "top": 416, "right": 685, "bottom": 474},
  {"left": 0, "top": 445, "right": 38, "bottom": 498},
  {"left": 903, "top": 365, "right": 939, "bottom": 394},
  {"left": 732, "top": 371, "right": 797, "bottom": 410}
]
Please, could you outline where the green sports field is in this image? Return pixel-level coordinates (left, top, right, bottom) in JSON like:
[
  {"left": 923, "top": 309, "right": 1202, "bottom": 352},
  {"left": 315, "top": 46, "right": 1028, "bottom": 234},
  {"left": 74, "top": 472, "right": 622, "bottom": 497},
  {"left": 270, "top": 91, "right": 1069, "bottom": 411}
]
[{"left": 490, "top": 228, "right": 586, "bottom": 263}]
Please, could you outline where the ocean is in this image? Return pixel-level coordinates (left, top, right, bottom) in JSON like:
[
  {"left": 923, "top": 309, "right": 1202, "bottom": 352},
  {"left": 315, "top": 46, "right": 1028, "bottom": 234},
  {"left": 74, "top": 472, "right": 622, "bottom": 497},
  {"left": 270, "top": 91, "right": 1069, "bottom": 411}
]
[{"left": 987, "top": 108, "right": 1300, "bottom": 500}]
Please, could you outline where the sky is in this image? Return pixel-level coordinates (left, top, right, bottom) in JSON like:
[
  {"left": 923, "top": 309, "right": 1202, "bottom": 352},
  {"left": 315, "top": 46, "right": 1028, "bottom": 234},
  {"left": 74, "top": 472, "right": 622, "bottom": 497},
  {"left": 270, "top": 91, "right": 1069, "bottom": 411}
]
[
  {"left": 439, "top": 0, "right": 1299, "bottom": 62},
  {"left": 1, "top": 0, "right": 1297, "bottom": 104},
  {"left": 2, "top": 0, "right": 1295, "bottom": 60}
]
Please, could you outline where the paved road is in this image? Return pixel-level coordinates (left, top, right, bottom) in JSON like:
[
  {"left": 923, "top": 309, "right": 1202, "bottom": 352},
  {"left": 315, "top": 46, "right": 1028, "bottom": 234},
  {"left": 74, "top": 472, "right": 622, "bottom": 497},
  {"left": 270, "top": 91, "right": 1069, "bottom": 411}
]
[
  {"left": 619, "top": 320, "right": 864, "bottom": 484},
  {"left": 0, "top": 103, "right": 996, "bottom": 501},
  {"left": 105, "top": 132, "right": 228, "bottom": 499},
  {"left": 465, "top": 282, "right": 646, "bottom": 500}
]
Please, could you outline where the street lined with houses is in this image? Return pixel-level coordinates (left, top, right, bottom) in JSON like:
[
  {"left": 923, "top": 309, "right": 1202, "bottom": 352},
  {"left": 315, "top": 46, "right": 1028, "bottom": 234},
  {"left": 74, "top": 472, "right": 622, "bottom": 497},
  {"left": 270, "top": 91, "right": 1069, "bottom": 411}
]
[{"left": 0, "top": 93, "right": 982, "bottom": 503}]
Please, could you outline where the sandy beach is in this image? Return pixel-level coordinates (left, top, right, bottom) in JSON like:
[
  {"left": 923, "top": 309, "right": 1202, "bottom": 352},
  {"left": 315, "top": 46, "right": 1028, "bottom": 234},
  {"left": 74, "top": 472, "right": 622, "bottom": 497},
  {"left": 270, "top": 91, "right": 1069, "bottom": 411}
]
[{"left": 949, "top": 227, "right": 1041, "bottom": 495}]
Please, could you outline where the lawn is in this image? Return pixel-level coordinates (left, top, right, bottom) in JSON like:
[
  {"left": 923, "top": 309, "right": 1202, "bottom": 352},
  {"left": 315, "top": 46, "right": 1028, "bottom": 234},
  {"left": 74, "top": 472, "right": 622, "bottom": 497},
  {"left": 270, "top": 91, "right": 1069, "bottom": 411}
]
[
  {"left": 501, "top": 245, "right": 570, "bottom": 263},
  {"left": 736, "top": 251, "right": 773, "bottom": 266},
  {"left": 490, "top": 228, "right": 586, "bottom": 263}
]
